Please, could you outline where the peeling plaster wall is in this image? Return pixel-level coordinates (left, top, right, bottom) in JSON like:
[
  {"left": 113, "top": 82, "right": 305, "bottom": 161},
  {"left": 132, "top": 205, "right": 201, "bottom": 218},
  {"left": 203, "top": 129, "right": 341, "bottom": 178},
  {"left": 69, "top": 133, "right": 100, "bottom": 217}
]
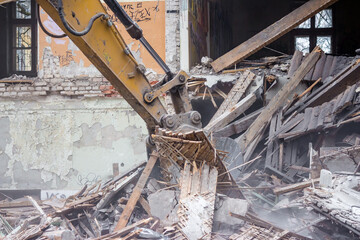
[
  {"left": 0, "top": 97, "right": 147, "bottom": 190},
  {"left": 0, "top": 0, "right": 180, "bottom": 191}
]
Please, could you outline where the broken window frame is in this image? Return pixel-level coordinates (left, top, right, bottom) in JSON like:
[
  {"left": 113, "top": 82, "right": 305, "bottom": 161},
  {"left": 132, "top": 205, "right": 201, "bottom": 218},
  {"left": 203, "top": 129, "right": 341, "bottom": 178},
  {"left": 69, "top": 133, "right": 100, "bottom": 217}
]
[
  {"left": 8, "top": 0, "right": 37, "bottom": 77},
  {"left": 292, "top": 7, "right": 335, "bottom": 54}
]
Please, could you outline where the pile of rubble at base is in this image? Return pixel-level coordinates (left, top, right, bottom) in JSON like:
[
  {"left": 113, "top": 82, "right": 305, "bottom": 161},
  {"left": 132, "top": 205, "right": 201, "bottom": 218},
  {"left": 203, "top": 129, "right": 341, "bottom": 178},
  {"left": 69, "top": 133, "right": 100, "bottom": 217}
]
[{"left": 1, "top": 48, "right": 360, "bottom": 240}]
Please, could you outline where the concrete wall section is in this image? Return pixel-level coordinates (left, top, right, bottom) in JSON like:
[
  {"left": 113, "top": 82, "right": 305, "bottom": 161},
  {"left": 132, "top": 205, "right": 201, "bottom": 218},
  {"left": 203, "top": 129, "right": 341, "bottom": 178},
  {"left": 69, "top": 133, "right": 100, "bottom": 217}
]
[
  {"left": 0, "top": 97, "right": 147, "bottom": 190},
  {"left": 179, "top": 0, "right": 190, "bottom": 72}
]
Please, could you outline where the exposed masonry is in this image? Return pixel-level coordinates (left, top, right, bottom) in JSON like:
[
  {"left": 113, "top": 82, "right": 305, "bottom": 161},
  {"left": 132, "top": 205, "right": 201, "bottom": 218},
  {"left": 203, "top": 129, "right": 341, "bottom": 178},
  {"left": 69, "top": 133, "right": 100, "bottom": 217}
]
[
  {"left": 165, "top": 0, "right": 181, "bottom": 72},
  {"left": 0, "top": 77, "right": 120, "bottom": 98},
  {"left": 0, "top": 1, "right": 181, "bottom": 99}
]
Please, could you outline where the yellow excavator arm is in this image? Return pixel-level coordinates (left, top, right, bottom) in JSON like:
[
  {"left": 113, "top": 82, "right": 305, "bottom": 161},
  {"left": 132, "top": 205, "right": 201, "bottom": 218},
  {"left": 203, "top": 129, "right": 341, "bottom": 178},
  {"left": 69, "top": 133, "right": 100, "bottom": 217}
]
[{"left": 36, "top": 0, "right": 200, "bottom": 134}]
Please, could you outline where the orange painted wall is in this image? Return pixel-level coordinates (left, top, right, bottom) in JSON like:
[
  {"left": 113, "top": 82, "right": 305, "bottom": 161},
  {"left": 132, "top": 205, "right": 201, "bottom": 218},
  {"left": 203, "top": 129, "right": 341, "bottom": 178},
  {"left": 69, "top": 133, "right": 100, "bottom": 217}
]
[{"left": 38, "top": 0, "right": 165, "bottom": 75}]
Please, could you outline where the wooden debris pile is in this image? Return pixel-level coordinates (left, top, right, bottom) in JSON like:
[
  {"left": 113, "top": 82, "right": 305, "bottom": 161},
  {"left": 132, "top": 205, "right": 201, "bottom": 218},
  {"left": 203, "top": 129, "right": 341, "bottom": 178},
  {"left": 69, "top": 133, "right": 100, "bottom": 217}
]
[
  {"left": 0, "top": 160, "right": 165, "bottom": 239},
  {"left": 184, "top": 43, "right": 360, "bottom": 238},
  {"left": 1, "top": 45, "right": 360, "bottom": 239}
]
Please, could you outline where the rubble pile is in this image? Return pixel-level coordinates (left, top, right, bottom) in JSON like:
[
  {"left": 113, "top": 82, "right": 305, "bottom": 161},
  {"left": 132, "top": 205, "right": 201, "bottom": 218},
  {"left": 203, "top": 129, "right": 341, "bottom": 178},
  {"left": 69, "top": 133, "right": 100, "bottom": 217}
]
[{"left": 1, "top": 47, "right": 360, "bottom": 239}]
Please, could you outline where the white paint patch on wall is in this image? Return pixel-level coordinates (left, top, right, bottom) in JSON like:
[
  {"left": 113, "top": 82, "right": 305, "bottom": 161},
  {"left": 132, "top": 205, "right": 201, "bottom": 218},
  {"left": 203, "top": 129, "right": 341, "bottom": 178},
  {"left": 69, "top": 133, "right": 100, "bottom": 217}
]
[
  {"left": 179, "top": 0, "right": 189, "bottom": 72},
  {"left": 0, "top": 97, "right": 147, "bottom": 190},
  {"left": 39, "top": 46, "right": 101, "bottom": 79}
]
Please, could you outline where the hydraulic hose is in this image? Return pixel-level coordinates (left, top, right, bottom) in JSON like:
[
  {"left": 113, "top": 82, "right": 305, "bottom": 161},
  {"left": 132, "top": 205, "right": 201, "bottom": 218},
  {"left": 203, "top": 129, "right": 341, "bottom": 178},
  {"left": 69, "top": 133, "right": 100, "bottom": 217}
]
[
  {"left": 57, "top": 0, "right": 107, "bottom": 36},
  {"left": 37, "top": 3, "right": 66, "bottom": 38}
]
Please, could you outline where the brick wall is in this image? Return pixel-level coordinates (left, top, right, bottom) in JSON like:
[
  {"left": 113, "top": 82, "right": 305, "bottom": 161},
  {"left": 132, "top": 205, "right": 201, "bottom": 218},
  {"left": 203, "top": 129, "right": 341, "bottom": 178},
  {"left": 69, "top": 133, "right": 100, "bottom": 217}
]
[
  {"left": 0, "top": 76, "right": 121, "bottom": 98},
  {"left": 165, "top": 0, "right": 181, "bottom": 72}
]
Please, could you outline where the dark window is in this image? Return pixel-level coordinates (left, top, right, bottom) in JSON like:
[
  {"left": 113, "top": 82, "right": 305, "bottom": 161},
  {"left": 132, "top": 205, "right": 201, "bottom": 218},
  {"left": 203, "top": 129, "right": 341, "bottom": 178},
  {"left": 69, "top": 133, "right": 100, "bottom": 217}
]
[
  {"left": 293, "top": 9, "right": 334, "bottom": 54},
  {"left": 0, "top": 0, "right": 37, "bottom": 78}
]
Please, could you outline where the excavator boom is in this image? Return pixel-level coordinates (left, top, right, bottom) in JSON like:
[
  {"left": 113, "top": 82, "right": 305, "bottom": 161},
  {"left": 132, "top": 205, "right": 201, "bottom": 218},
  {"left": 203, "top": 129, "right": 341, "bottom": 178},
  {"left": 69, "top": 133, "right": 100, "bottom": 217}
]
[{"left": 37, "top": 0, "right": 170, "bottom": 132}]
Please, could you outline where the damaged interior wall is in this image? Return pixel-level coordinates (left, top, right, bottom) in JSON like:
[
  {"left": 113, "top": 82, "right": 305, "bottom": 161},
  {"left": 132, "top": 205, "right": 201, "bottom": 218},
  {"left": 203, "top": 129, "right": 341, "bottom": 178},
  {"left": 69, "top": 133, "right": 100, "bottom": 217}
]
[
  {"left": 0, "top": 0, "right": 179, "bottom": 191},
  {"left": 165, "top": 0, "right": 181, "bottom": 72},
  {"left": 0, "top": 97, "right": 148, "bottom": 190},
  {"left": 189, "top": 0, "right": 360, "bottom": 65}
]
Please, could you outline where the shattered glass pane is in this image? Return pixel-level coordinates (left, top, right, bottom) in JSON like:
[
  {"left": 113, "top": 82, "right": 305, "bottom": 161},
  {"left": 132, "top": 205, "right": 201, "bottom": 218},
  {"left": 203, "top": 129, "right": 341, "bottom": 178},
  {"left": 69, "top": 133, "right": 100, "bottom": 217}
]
[
  {"left": 16, "top": 26, "right": 31, "bottom": 48},
  {"left": 295, "top": 36, "right": 310, "bottom": 53},
  {"left": 317, "top": 36, "right": 332, "bottom": 54},
  {"left": 316, "top": 9, "right": 332, "bottom": 28},
  {"left": 297, "top": 19, "right": 311, "bottom": 29},
  {"left": 16, "top": 49, "right": 32, "bottom": 71}
]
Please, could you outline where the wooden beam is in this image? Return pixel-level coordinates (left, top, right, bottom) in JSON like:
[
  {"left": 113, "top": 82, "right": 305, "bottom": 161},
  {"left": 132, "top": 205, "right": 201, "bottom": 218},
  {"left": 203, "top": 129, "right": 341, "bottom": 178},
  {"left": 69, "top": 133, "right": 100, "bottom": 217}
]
[
  {"left": 297, "top": 62, "right": 360, "bottom": 111},
  {"left": 0, "top": 0, "right": 16, "bottom": 4},
  {"left": 94, "top": 218, "right": 152, "bottom": 240},
  {"left": 240, "top": 47, "right": 322, "bottom": 149},
  {"left": 114, "top": 152, "right": 158, "bottom": 230},
  {"left": 285, "top": 60, "right": 360, "bottom": 116},
  {"left": 230, "top": 212, "right": 312, "bottom": 240},
  {"left": 139, "top": 196, "right": 152, "bottom": 216},
  {"left": 273, "top": 178, "right": 320, "bottom": 195},
  {"left": 177, "top": 163, "right": 218, "bottom": 240},
  {"left": 213, "top": 107, "right": 263, "bottom": 138},
  {"left": 288, "top": 50, "right": 304, "bottom": 77},
  {"left": 222, "top": 66, "right": 265, "bottom": 74},
  {"left": 289, "top": 165, "right": 312, "bottom": 173},
  {"left": 211, "top": 0, "right": 338, "bottom": 72},
  {"left": 278, "top": 143, "right": 284, "bottom": 172},
  {"left": 205, "top": 92, "right": 257, "bottom": 133},
  {"left": 208, "top": 71, "right": 255, "bottom": 125}
]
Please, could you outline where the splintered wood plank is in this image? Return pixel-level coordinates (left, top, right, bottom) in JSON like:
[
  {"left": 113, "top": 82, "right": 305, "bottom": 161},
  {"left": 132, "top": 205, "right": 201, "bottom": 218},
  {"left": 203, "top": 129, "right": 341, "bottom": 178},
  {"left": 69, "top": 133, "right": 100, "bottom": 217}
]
[
  {"left": 312, "top": 52, "right": 327, "bottom": 81},
  {"left": 200, "top": 164, "right": 210, "bottom": 194},
  {"left": 210, "top": 0, "right": 338, "bottom": 72},
  {"left": 240, "top": 47, "right": 322, "bottom": 149},
  {"left": 177, "top": 164, "right": 218, "bottom": 240},
  {"left": 209, "top": 71, "right": 255, "bottom": 124},
  {"left": 286, "top": 151, "right": 309, "bottom": 178},
  {"left": 213, "top": 107, "right": 263, "bottom": 138},
  {"left": 180, "top": 163, "right": 191, "bottom": 199},
  {"left": 303, "top": 108, "right": 313, "bottom": 131},
  {"left": 273, "top": 178, "right": 320, "bottom": 195},
  {"left": 321, "top": 55, "right": 334, "bottom": 80},
  {"left": 297, "top": 62, "right": 360, "bottom": 111},
  {"left": 288, "top": 50, "right": 304, "bottom": 77},
  {"left": 242, "top": 126, "right": 267, "bottom": 162},
  {"left": 191, "top": 168, "right": 201, "bottom": 194},
  {"left": 139, "top": 196, "right": 152, "bottom": 216},
  {"left": 265, "top": 113, "right": 279, "bottom": 168},
  {"left": 271, "top": 113, "right": 304, "bottom": 141},
  {"left": 290, "top": 143, "right": 299, "bottom": 166},
  {"left": 284, "top": 142, "right": 293, "bottom": 167},
  {"left": 328, "top": 56, "right": 338, "bottom": 76},
  {"left": 279, "top": 143, "right": 284, "bottom": 172},
  {"left": 334, "top": 85, "right": 356, "bottom": 114},
  {"left": 304, "top": 55, "right": 316, "bottom": 81},
  {"left": 316, "top": 102, "right": 330, "bottom": 129},
  {"left": 95, "top": 218, "right": 152, "bottom": 240},
  {"left": 205, "top": 92, "right": 257, "bottom": 133},
  {"left": 114, "top": 152, "right": 158, "bottom": 231},
  {"left": 307, "top": 106, "right": 321, "bottom": 131}
]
